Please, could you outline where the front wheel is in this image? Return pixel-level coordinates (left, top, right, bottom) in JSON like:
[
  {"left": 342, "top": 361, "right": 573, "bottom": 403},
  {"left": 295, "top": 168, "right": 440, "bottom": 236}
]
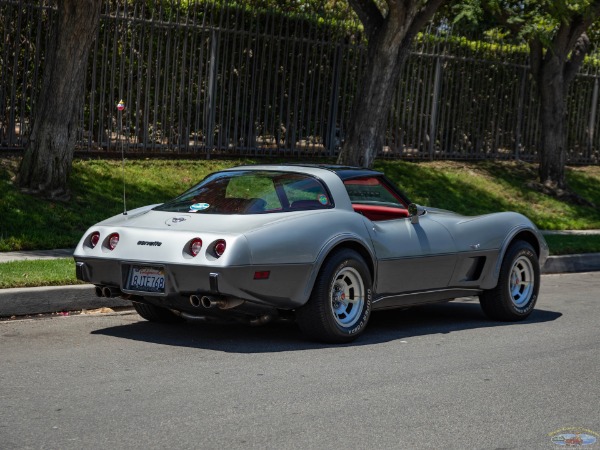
[
  {"left": 479, "top": 241, "right": 540, "bottom": 321},
  {"left": 296, "top": 249, "right": 372, "bottom": 343}
]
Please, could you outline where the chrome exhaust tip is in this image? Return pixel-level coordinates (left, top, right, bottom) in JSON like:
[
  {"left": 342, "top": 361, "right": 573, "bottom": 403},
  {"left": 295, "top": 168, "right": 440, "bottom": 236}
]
[
  {"left": 102, "top": 286, "right": 121, "bottom": 298},
  {"left": 200, "top": 296, "right": 224, "bottom": 309},
  {"left": 189, "top": 295, "right": 201, "bottom": 308}
]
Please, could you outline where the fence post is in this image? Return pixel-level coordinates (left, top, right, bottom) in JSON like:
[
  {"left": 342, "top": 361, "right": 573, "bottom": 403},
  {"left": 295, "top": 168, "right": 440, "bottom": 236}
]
[
  {"left": 588, "top": 77, "right": 599, "bottom": 156},
  {"left": 325, "top": 45, "right": 342, "bottom": 155},
  {"left": 514, "top": 66, "right": 527, "bottom": 160},
  {"left": 205, "top": 29, "right": 219, "bottom": 159},
  {"left": 428, "top": 56, "right": 442, "bottom": 160}
]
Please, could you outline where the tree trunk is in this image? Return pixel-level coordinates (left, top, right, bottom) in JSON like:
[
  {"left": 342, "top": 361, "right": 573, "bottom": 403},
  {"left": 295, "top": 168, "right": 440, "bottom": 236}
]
[
  {"left": 529, "top": 27, "right": 594, "bottom": 191},
  {"left": 16, "top": 0, "right": 102, "bottom": 201},
  {"left": 537, "top": 60, "right": 568, "bottom": 190},
  {"left": 338, "top": 0, "right": 444, "bottom": 168},
  {"left": 337, "top": 33, "right": 409, "bottom": 167}
]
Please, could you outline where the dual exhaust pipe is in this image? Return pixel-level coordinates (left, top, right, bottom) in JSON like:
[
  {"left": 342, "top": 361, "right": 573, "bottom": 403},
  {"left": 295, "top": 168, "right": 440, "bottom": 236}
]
[
  {"left": 189, "top": 295, "right": 226, "bottom": 309},
  {"left": 95, "top": 286, "right": 122, "bottom": 298},
  {"left": 96, "top": 287, "right": 231, "bottom": 311}
]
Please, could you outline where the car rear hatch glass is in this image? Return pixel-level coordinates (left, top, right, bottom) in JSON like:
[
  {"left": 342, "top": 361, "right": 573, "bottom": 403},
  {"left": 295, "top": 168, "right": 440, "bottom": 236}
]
[{"left": 153, "top": 170, "right": 334, "bottom": 214}]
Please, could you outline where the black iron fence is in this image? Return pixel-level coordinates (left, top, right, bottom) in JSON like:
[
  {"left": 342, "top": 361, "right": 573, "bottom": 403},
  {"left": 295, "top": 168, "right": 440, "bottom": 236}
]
[{"left": 1, "top": 0, "right": 599, "bottom": 163}]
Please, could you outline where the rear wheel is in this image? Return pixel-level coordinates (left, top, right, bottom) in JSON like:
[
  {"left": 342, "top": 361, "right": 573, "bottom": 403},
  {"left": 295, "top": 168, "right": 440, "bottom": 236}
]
[
  {"left": 479, "top": 241, "right": 540, "bottom": 321},
  {"left": 296, "top": 249, "right": 372, "bottom": 343},
  {"left": 132, "top": 301, "right": 183, "bottom": 323}
]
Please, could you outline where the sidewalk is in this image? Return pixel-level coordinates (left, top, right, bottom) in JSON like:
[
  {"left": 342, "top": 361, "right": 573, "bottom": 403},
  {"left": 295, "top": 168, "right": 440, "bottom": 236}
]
[
  {"left": 1, "top": 238, "right": 600, "bottom": 317},
  {"left": 0, "top": 248, "right": 74, "bottom": 263}
]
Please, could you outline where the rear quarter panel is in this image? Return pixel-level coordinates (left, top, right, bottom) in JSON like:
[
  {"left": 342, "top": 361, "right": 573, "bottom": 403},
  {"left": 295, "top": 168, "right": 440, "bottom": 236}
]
[{"left": 243, "top": 208, "right": 375, "bottom": 301}]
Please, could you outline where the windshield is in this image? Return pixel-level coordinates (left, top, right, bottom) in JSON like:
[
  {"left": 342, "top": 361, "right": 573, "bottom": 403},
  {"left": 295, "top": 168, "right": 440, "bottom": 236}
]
[{"left": 153, "top": 170, "right": 333, "bottom": 214}]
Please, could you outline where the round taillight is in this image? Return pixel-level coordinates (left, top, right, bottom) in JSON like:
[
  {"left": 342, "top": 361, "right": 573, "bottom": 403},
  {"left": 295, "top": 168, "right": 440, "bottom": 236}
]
[
  {"left": 108, "top": 233, "right": 120, "bottom": 250},
  {"left": 90, "top": 232, "right": 100, "bottom": 248},
  {"left": 214, "top": 240, "right": 226, "bottom": 257},
  {"left": 190, "top": 238, "right": 203, "bottom": 257}
]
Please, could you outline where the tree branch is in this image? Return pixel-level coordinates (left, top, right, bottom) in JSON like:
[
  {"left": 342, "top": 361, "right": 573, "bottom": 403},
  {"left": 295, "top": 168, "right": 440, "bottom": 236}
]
[
  {"left": 567, "top": 0, "right": 600, "bottom": 50},
  {"left": 347, "top": 0, "right": 385, "bottom": 39},
  {"left": 406, "top": 0, "right": 446, "bottom": 40},
  {"left": 565, "top": 32, "right": 591, "bottom": 84},
  {"left": 548, "top": 0, "right": 600, "bottom": 82},
  {"left": 481, "top": 1, "right": 523, "bottom": 35}
]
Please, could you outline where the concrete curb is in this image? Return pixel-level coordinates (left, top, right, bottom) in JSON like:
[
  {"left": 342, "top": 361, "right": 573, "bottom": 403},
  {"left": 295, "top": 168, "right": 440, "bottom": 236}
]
[
  {"left": 1, "top": 253, "right": 600, "bottom": 318},
  {"left": 0, "top": 285, "right": 130, "bottom": 317},
  {"left": 542, "top": 252, "right": 600, "bottom": 274}
]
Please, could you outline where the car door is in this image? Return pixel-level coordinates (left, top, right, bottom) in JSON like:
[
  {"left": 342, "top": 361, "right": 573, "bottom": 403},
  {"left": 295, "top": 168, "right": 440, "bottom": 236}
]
[{"left": 366, "top": 213, "right": 458, "bottom": 295}]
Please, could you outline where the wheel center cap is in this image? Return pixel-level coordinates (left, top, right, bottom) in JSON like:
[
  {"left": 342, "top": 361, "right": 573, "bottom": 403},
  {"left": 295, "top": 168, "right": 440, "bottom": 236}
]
[{"left": 333, "top": 288, "right": 346, "bottom": 308}]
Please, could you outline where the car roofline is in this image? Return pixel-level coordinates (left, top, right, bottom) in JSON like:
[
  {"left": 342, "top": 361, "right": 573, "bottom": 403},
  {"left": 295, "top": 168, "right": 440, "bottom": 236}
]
[{"left": 224, "top": 163, "right": 384, "bottom": 180}]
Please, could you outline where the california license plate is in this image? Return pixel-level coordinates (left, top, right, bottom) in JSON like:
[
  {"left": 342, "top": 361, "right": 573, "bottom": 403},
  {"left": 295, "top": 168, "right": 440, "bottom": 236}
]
[{"left": 127, "top": 266, "right": 165, "bottom": 293}]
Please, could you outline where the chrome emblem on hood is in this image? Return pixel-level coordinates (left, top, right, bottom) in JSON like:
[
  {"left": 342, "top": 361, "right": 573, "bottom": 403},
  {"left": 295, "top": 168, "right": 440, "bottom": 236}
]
[{"left": 165, "top": 215, "right": 190, "bottom": 226}]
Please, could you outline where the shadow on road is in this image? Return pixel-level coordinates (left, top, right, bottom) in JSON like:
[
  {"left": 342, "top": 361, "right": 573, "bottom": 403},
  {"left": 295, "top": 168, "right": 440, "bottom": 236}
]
[{"left": 92, "top": 300, "right": 561, "bottom": 353}]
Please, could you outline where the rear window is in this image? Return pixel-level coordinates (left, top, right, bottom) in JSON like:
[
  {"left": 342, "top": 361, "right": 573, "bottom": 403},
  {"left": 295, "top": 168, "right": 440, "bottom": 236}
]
[{"left": 153, "top": 170, "right": 333, "bottom": 214}]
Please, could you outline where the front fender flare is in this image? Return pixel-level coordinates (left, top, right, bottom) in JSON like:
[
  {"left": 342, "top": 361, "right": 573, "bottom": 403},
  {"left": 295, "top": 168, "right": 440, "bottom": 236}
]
[{"left": 482, "top": 225, "right": 548, "bottom": 290}]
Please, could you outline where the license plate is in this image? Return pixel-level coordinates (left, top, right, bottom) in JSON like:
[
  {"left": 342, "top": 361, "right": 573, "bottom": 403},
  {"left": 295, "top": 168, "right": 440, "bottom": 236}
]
[{"left": 127, "top": 266, "right": 165, "bottom": 293}]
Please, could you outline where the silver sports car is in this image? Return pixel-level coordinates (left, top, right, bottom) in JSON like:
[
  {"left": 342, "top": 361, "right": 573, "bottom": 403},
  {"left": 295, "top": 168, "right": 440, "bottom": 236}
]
[{"left": 74, "top": 164, "right": 548, "bottom": 343}]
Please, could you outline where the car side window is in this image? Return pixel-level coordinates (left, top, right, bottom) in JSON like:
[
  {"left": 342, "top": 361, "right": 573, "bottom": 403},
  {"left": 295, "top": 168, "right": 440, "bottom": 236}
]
[
  {"left": 344, "top": 177, "right": 405, "bottom": 207},
  {"left": 344, "top": 177, "right": 409, "bottom": 221}
]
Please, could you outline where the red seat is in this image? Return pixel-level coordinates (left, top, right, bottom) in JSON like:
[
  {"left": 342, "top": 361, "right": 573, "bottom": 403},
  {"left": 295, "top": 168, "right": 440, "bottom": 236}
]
[{"left": 352, "top": 204, "right": 409, "bottom": 221}]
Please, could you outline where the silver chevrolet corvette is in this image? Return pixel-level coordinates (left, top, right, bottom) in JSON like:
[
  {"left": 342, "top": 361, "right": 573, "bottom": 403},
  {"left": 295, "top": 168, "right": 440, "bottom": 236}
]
[{"left": 74, "top": 164, "right": 548, "bottom": 343}]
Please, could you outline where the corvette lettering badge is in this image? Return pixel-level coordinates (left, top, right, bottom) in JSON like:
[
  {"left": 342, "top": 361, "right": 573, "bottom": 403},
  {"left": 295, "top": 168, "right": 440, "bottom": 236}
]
[{"left": 137, "top": 241, "right": 162, "bottom": 246}]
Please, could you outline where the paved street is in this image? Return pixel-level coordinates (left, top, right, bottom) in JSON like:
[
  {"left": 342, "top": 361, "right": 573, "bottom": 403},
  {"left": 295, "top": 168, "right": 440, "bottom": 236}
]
[{"left": 1, "top": 272, "right": 599, "bottom": 449}]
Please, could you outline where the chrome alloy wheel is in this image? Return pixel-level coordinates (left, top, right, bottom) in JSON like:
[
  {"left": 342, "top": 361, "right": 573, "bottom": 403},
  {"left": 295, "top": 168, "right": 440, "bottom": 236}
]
[
  {"left": 509, "top": 255, "right": 535, "bottom": 308},
  {"left": 330, "top": 266, "right": 365, "bottom": 327}
]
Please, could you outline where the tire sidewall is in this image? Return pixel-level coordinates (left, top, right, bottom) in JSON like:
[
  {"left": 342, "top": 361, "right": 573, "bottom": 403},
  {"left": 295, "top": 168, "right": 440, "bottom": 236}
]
[
  {"left": 323, "top": 252, "right": 372, "bottom": 338},
  {"left": 501, "top": 244, "right": 540, "bottom": 316}
]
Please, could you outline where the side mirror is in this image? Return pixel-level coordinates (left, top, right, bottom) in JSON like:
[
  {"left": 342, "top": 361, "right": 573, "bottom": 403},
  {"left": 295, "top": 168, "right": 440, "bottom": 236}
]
[{"left": 408, "top": 203, "right": 420, "bottom": 224}]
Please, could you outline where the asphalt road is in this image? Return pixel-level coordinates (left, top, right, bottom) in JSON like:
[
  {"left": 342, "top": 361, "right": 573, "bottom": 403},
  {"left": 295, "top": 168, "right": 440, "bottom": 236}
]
[{"left": 1, "top": 272, "right": 599, "bottom": 449}]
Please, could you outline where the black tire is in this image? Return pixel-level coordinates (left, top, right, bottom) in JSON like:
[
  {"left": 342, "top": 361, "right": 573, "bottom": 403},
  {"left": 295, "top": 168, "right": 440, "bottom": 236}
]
[
  {"left": 296, "top": 249, "right": 372, "bottom": 343},
  {"left": 132, "top": 301, "right": 183, "bottom": 323},
  {"left": 479, "top": 240, "right": 540, "bottom": 321}
]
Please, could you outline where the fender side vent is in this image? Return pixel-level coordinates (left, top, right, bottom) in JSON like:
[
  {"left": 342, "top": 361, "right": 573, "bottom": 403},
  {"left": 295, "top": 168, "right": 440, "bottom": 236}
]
[{"left": 461, "top": 256, "right": 486, "bottom": 282}]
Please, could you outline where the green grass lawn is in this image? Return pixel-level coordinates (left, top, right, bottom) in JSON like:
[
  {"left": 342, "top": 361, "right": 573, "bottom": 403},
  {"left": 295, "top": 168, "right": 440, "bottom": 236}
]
[
  {"left": 2, "top": 156, "right": 600, "bottom": 288},
  {"left": 0, "top": 157, "right": 250, "bottom": 251},
  {"left": 544, "top": 234, "right": 600, "bottom": 255},
  {"left": 374, "top": 160, "right": 600, "bottom": 230},
  {"left": 0, "top": 258, "right": 80, "bottom": 289},
  {"left": 2, "top": 157, "right": 600, "bottom": 254},
  {"left": 2, "top": 157, "right": 600, "bottom": 252}
]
